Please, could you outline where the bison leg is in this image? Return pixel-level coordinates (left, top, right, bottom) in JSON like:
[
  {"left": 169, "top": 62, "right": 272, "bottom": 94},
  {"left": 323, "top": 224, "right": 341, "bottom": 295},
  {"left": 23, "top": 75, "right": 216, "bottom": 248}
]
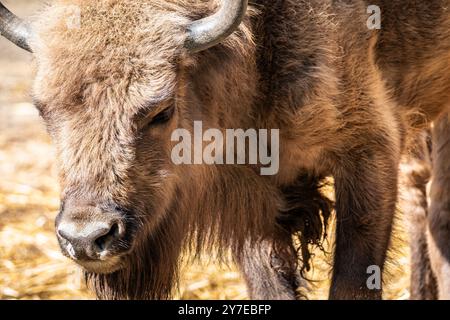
[
  {"left": 401, "top": 131, "right": 438, "bottom": 300},
  {"left": 400, "top": 131, "right": 438, "bottom": 300},
  {"left": 428, "top": 112, "right": 450, "bottom": 299},
  {"left": 235, "top": 240, "right": 300, "bottom": 300},
  {"left": 330, "top": 143, "right": 399, "bottom": 299}
]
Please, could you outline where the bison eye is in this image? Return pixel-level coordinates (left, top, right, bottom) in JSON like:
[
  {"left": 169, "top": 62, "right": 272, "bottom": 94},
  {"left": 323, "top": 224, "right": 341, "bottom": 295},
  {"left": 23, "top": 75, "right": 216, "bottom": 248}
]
[
  {"left": 152, "top": 105, "right": 175, "bottom": 125},
  {"left": 141, "top": 104, "right": 175, "bottom": 131}
]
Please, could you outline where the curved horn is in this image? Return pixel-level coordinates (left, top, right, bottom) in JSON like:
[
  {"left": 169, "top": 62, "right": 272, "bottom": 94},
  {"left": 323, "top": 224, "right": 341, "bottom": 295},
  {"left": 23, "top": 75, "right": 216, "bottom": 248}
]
[
  {"left": 0, "top": 2, "right": 32, "bottom": 52},
  {"left": 185, "top": 0, "right": 248, "bottom": 53}
]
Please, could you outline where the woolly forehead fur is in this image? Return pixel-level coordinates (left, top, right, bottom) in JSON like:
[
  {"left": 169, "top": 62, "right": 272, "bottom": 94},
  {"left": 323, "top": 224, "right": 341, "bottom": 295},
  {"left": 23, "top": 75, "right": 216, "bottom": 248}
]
[
  {"left": 29, "top": 0, "right": 216, "bottom": 113},
  {"left": 27, "top": 0, "right": 232, "bottom": 202}
]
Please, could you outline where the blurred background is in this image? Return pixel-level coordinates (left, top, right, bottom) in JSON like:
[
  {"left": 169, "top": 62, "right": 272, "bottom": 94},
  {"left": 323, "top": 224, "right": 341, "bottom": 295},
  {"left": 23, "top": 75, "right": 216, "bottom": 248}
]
[{"left": 0, "top": 0, "right": 410, "bottom": 300}]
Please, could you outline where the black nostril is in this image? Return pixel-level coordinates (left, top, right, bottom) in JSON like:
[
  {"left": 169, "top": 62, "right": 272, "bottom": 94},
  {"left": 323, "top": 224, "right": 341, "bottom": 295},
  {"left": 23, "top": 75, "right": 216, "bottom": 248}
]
[{"left": 95, "top": 223, "right": 120, "bottom": 251}]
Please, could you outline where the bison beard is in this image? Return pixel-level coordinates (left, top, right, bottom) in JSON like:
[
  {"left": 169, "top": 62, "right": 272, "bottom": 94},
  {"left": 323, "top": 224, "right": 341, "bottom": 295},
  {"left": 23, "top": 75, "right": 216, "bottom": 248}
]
[
  {"left": 85, "top": 211, "right": 185, "bottom": 300},
  {"left": 84, "top": 168, "right": 332, "bottom": 300}
]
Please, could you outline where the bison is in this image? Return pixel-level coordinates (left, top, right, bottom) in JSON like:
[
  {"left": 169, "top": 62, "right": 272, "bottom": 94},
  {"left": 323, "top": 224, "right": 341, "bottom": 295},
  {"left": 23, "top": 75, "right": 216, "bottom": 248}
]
[
  {"left": 1, "top": 0, "right": 450, "bottom": 300},
  {"left": 402, "top": 113, "right": 450, "bottom": 300}
]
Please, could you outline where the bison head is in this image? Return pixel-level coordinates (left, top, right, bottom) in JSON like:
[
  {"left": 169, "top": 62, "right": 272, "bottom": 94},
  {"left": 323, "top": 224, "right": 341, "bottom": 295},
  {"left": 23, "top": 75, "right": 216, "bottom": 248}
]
[{"left": 0, "top": 0, "right": 249, "bottom": 296}]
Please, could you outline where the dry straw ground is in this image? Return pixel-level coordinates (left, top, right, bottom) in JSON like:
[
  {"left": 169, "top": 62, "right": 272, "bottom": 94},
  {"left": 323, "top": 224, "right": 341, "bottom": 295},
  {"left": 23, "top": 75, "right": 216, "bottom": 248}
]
[{"left": 0, "top": 0, "right": 410, "bottom": 300}]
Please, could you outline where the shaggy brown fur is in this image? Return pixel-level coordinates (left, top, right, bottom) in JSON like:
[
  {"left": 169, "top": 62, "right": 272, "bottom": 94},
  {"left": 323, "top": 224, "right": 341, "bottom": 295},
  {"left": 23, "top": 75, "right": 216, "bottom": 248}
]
[
  {"left": 401, "top": 113, "right": 450, "bottom": 300},
  {"left": 3, "top": 0, "right": 447, "bottom": 299},
  {"left": 428, "top": 113, "right": 450, "bottom": 299},
  {"left": 400, "top": 131, "right": 438, "bottom": 300}
]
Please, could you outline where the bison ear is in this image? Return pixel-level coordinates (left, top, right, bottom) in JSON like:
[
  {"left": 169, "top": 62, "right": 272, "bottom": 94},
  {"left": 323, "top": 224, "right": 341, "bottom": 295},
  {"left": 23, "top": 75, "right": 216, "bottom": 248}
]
[
  {"left": 0, "top": 2, "right": 32, "bottom": 52},
  {"left": 185, "top": 0, "right": 248, "bottom": 53}
]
